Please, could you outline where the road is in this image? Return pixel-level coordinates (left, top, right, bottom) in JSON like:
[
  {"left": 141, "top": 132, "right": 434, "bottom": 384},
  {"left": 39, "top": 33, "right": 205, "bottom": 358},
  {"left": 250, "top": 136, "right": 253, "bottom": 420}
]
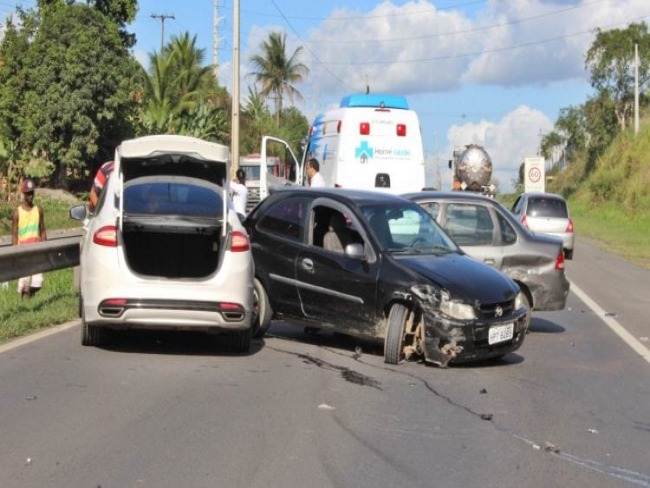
[{"left": 1, "top": 236, "right": 649, "bottom": 488}]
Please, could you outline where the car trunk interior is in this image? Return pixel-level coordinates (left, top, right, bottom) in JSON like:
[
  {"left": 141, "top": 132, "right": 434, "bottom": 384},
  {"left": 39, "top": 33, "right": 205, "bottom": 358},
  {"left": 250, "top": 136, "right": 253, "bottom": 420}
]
[{"left": 122, "top": 217, "right": 226, "bottom": 279}]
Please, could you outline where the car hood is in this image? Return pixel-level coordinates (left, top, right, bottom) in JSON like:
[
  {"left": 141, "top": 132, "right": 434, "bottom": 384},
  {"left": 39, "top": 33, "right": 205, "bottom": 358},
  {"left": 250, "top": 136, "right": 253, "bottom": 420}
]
[{"left": 395, "top": 252, "right": 519, "bottom": 303}]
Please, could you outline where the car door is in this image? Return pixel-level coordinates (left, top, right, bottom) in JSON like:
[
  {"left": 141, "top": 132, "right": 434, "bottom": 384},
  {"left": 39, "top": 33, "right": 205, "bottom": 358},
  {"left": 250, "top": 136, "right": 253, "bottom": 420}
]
[
  {"left": 295, "top": 200, "right": 381, "bottom": 334},
  {"left": 440, "top": 201, "right": 504, "bottom": 269},
  {"left": 251, "top": 195, "right": 311, "bottom": 317}
]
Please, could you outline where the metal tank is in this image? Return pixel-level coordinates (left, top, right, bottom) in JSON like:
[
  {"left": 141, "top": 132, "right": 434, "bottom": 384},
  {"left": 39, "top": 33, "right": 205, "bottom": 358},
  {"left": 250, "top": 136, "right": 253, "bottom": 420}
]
[{"left": 452, "top": 144, "right": 493, "bottom": 192}]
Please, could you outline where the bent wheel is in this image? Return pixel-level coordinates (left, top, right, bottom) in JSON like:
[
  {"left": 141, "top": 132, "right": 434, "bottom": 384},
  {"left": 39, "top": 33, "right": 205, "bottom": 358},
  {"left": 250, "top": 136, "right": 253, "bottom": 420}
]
[
  {"left": 384, "top": 303, "right": 410, "bottom": 364},
  {"left": 252, "top": 278, "right": 272, "bottom": 339}
]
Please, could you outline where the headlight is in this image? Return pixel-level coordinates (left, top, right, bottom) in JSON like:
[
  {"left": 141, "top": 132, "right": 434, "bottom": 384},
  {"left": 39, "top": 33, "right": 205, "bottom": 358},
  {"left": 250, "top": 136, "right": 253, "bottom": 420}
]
[
  {"left": 515, "top": 292, "right": 524, "bottom": 311},
  {"left": 440, "top": 293, "right": 476, "bottom": 320}
]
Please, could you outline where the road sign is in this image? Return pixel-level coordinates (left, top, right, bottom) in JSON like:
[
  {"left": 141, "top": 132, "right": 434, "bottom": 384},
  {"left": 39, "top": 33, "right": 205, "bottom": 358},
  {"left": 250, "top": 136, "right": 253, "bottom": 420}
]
[{"left": 524, "top": 157, "right": 545, "bottom": 193}]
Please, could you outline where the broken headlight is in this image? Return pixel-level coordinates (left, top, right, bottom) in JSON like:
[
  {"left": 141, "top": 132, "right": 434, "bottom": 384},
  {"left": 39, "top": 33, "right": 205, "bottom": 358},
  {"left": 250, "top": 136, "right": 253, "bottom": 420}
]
[
  {"left": 515, "top": 291, "right": 524, "bottom": 311},
  {"left": 439, "top": 291, "right": 476, "bottom": 320}
]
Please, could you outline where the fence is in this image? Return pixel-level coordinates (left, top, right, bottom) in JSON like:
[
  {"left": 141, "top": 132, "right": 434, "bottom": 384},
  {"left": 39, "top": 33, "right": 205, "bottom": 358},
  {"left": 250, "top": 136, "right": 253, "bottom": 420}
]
[{"left": 0, "top": 229, "right": 82, "bottom": 282}]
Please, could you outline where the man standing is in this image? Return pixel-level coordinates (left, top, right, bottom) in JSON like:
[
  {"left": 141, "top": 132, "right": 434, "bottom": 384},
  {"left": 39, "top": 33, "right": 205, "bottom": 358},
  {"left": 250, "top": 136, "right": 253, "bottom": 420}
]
[
  {"left": 306, "top": 158, "right": 326, "bottom": 188},
  {"left": 89, "top": 160, "right": 114, "bottom": 213},
  {"left": 230, "top": 168, "right": 248, "bottom": 221},
  {"left": 12, "top": 179, "right": 48, "bottom": 298}
]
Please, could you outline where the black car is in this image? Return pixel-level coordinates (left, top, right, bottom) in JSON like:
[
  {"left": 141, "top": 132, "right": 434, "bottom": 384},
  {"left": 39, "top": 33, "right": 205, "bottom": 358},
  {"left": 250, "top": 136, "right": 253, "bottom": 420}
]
[{"left": 245, "top": 188, "right": 527, "bottom": 367}]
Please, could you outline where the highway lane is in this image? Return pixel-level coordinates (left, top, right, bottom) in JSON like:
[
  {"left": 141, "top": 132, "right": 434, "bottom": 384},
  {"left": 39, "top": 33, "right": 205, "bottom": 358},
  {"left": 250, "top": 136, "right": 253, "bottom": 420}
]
[{"left": 0, "top": 237, "right": 649, "bottom": 488}]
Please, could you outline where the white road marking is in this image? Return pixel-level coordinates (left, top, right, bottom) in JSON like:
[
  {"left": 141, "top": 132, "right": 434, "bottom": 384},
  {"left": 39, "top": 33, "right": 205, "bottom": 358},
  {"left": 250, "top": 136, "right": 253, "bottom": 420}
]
[
  {"left": 570, "top": 280, "right": 650, "bottom": 364},
  {"left": 0, "top": 320, "right": 78, "bottom": 354}
]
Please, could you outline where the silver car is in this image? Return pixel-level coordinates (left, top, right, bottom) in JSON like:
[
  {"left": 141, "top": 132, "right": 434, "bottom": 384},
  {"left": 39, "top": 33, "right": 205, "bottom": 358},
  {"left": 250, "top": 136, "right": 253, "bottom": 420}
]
[
  {"left": 70, "top": 135, "right": 255, "bottom": 351},
  {"left": 403, "top": 191, "right": 570, "bottom": 331},
  {"left": 512, "top": 192, "right": 575, "bottom": 259}
]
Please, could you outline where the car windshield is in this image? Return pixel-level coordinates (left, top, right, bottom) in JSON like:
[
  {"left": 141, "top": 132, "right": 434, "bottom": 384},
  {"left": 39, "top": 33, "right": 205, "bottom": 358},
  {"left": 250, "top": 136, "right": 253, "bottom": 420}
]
[
  {"left": 361, "top": 202, "right": 458, "bottom": 254},
  {"left": 527, "top": 197, "right": 568, "bottom": 218}
]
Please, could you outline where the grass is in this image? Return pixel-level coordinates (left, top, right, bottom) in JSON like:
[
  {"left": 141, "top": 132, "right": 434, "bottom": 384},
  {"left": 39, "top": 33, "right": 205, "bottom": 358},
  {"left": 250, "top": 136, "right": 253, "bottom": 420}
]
[{"left": 0, "top": 268, "right": 79, "bottom": 344}]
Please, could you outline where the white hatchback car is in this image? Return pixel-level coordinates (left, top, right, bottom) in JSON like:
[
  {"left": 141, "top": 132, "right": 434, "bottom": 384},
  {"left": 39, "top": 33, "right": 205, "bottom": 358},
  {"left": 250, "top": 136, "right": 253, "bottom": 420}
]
[{"left": 70, "top": 135, "right": 255, "bottom": 351}]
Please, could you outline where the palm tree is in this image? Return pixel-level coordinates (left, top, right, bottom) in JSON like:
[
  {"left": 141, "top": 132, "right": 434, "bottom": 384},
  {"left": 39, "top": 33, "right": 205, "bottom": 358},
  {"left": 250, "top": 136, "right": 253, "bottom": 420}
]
[{"left": 249, "top": 31, "right": 309, "bottom": 127}]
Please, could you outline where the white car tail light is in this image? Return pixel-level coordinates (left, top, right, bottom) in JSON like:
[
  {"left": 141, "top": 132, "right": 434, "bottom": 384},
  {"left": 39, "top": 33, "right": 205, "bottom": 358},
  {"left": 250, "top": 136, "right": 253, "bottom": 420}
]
[
  {"left": 566, "top": 218, "right": 574, "bottom": 233},
  {"left": 93, "top": 225, "right": 118, "bottom": 247},
  {"left": 231, "top": 231, "right": 250, "bottom": 252}
]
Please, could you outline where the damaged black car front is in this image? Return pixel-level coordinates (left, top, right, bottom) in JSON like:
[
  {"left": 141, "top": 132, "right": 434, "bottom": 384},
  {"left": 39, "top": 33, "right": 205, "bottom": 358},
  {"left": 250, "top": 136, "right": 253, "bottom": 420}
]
[{"left": 362, "top": 202, "right": 528, "bottom": 367}]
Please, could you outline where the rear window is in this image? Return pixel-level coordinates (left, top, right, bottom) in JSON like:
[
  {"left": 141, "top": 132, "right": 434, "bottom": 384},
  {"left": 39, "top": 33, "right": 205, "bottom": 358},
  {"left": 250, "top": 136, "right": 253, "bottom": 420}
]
[
  {"left": 526, "top": 197, "right": 568, "bottom": 218},
  {"left": 124, "top": 182, "right": 223, "bottom": 216}
]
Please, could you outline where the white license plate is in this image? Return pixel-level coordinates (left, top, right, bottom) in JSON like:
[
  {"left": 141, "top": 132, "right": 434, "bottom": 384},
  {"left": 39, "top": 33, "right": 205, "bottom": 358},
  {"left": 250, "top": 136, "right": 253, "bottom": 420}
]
[{"left": 488, "top": 323, "right": 514, "bottom": 345}]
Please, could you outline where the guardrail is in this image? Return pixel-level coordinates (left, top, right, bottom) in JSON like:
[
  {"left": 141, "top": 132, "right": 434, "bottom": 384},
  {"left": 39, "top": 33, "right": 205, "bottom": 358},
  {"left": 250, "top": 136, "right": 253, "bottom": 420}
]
[{"left": 0, "top": 229, "right": 82, "bottom": 282}]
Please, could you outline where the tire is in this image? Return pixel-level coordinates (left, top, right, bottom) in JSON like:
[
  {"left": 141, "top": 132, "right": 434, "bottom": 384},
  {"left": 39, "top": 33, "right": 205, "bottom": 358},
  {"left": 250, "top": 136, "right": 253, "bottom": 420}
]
[
  {"left": 80, "top": 299, "right": 106, "bottom": 347},
  {"left": 564, "top": 249, "right": 573, "bottom": 260},
  {"left": 252, "top": 278, "right": 272, "bottom": 339},
  {"left": 384, "top": 303, "right": 409, "bottom": 365},
  {"left": 520, "top": 290, "right": 532, "bottom": 333},
  {"left": 227, "top": 328, "right": 252, "bottom": 354}
]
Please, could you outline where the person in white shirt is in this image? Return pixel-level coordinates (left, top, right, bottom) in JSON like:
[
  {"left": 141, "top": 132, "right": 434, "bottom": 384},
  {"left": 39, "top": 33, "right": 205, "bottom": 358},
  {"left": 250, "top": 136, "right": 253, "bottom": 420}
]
[
  {"left": 306, "top": 158, "right": 326, "bottom": 188},
  {"left": 230, "top": 168, "right": 248, "bottom": 221}
]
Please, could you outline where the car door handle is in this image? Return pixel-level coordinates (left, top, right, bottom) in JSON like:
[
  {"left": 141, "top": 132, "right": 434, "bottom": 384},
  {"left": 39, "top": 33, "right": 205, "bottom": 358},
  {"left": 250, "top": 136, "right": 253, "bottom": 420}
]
[{"left": 300, "top": 258, "right": 314, "bottom": 273}]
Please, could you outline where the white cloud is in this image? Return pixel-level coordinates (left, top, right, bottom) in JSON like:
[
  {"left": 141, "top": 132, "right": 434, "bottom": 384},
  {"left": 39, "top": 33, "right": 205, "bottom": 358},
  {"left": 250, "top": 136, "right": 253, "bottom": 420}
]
[{"left": 446, "top": 105, "right": 553, "bottom": 192}]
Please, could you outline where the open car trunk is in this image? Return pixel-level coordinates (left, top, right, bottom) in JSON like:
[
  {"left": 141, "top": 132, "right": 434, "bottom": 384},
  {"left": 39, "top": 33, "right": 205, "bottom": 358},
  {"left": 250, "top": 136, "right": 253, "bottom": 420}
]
[
  {"left": 122, "top": 215, "right": 226, "bottom": 279},
  {"left": 120, "top": 175, "right": 228, "bottom": 279}
]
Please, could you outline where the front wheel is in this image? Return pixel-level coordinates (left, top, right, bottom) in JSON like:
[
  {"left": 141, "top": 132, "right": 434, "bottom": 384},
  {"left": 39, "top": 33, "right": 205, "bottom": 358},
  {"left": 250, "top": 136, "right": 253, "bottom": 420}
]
[
  {"left": 384, "top": 303, "right": 409, "bottom": 364},
  {"left": 252, "top": 278, "right": 272, "bottom": 339}
]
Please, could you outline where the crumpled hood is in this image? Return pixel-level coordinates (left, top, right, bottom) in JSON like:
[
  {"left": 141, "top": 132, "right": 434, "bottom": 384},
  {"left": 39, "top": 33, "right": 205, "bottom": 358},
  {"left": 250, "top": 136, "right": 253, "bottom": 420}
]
[{"left": 396, "top": 252, "right": 519, "bottom": 303}]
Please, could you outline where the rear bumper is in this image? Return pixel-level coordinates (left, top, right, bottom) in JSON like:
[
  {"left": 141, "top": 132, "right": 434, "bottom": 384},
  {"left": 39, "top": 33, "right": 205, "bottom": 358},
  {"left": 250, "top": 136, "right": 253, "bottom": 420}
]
[{"left": 85, "top": 298, "right": 252, "bottom": 332}]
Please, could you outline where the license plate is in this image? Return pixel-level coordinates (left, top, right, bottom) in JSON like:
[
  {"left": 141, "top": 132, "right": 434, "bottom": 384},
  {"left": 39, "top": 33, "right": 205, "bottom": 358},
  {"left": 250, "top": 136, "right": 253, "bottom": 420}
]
[{"left": 488, "top": 323, "right": 514, "bottom": 345}]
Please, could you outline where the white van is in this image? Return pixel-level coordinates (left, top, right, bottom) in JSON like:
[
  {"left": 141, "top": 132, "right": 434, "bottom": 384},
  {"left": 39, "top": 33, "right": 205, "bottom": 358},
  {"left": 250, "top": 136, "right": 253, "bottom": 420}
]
[
  {"left": 304, "top": 94, "right": 425, "bottom": 193},
  {"left": 255, "top": 94, "right": 425, "bottom": 201}
]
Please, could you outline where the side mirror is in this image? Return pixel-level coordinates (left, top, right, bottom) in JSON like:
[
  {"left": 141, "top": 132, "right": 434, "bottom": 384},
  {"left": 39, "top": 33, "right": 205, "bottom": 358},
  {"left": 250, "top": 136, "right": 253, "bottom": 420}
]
[
  {"left": 344, "top": 243, "right": 365, "bottom": 260},
  {"left": 69, "top": 204, "right": 87, "bottom": 221}
]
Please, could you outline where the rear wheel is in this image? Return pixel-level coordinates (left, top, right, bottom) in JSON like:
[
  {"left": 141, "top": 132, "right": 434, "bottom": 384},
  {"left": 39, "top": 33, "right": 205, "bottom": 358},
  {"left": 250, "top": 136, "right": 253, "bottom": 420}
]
[
  {"left": 80, "top": 298, "right": 106, "bottom": 347},
  {"left": 564, "top": 249, "right": 573, "bottom": 260},
  {"left": 520, "top": 291, "right": 532, "bottom": 333},
  {"left": 252, "top": 278, "right": 272, "bottom": 339},
  {"left": 226, "top": 328, "right": 252, "bottom": 353}
]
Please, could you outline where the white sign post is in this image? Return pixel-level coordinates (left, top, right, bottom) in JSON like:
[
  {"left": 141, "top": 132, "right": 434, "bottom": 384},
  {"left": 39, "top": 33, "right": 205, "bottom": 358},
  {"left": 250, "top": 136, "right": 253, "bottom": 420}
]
[{"left": 524, "top": 157, "right": 545, "bottom": 193}]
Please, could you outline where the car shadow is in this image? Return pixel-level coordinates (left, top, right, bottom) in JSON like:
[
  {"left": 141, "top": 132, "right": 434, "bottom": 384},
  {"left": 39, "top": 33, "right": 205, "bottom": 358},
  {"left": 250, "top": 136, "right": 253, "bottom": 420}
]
[
  {"left": 529, "top": 317, "right": 565, "bottom": 334},
  {"left": 98, "top": 329, "right": 263, "bottom": 357}
]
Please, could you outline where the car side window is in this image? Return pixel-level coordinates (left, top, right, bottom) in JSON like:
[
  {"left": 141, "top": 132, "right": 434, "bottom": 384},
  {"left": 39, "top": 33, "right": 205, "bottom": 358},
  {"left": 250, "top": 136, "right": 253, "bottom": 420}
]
[
  {"left": 258, "top": 197, "right": 308, "bottom": 241},
  {"left": 512, "top": 196, "right": 522, "bottom": 214},
  {"left": 445, "top": 203, "right": 494, "bottom": 246},
  {"left": 311, "top": 206, "right": 363, "bottom": 253},
  {"left": 496, "top": 212, "right": 517, "bottom": 245}
]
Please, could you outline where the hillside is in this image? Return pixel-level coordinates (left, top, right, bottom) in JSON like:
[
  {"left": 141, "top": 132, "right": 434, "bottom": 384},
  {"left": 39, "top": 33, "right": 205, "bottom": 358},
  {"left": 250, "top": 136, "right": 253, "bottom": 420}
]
[{"left": 547, "top": 120, "right": 650, "bottom": 269}]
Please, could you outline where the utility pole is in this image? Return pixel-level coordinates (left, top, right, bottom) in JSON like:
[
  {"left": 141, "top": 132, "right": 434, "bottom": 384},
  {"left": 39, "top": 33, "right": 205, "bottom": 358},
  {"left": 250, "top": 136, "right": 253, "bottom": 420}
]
[
  {"left": 231, "top": 0, "right": 240, "bottom": 175},
  {"left": 634, "top": 43, "right": 639, "bottom": 137},
  {"left": 151, "top": 13, "right": 175, "bottom": 52}
]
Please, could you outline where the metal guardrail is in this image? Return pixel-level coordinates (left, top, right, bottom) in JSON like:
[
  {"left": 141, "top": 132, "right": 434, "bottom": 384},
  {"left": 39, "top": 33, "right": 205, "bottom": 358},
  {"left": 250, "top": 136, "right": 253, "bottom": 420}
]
[{"left": 0, "top": 229, "right": 82, "bottom": 282}]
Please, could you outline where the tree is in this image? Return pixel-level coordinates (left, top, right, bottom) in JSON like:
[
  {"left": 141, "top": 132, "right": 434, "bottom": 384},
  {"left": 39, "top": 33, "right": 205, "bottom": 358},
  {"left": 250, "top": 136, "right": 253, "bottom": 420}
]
[
  {"left": 585, "top": 22, "right": 650, "bottom": 131},
  {"left": 249, "top": 31, "right": 309, "bottom": 127},
  {"left": 136, "top": 32, "right": 228, "bottom": 142},
  {"left": 540, "top": 131, "right": 564, "bottom": 165},
  {"left": 15, "top": 3, "right": 140, "bottom": 188},
  {"left": 240, "top": 85, "right": 273, "bottom": 153}
]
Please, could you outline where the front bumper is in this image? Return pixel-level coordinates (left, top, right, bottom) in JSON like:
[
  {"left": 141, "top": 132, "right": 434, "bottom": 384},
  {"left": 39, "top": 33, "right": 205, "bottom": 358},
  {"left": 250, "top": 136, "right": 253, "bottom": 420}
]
[{"left": 422, "top": 312, "right": 527, "bottom": 367}]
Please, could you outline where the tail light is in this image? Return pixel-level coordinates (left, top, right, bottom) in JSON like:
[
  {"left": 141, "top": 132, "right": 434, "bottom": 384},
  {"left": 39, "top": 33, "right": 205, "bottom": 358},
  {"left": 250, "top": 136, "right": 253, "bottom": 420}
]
[
  {"left": 555, "top": 250, "right": 565, "bottom": 270},
  {"left": 566, "top": 218, "right": 574, "bottom": 233},
  {"left": 230, "top": 230, "right": 250, "bottom": 252},
  {"left": 360, "top": 122, "right": 370, "bottom": 135},
  {"left": 337, "top": 120, "right": 342, "bottom": 133},
  {"left": 396, "top": 124, "right": 406, "bottom": 136},
  {"left": 93, "top": 225, "right": 118, "bottom": 247},
  {"left": 520, "top": 215, "right": 529, "bottom": 229}
]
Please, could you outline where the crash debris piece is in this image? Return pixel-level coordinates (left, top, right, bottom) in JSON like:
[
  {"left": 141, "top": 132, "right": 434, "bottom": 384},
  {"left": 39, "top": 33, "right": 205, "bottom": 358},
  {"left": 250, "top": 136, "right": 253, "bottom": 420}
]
[{"left": 318, "top": 403, "right": 335, "bottom": 411}]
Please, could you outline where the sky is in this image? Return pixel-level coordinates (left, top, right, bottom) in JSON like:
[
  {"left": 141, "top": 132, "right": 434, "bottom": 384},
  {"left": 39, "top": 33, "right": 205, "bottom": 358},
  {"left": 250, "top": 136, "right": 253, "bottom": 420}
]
[{"left": 2, "top": 0, "right": 650, "bottom": 191}]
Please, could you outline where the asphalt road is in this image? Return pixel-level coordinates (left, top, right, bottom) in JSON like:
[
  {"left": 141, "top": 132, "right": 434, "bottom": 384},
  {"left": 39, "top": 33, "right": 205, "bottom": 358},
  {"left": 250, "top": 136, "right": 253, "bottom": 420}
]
[{"left": 0, "top": 236, "right": 649, "bottom": 488}]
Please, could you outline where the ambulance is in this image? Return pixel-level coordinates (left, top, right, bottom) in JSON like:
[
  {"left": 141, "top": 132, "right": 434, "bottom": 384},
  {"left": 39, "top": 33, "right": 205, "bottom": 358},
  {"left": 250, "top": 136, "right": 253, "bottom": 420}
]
[{"left": 257, "top": 94, "right": 426, "bottom": 199}]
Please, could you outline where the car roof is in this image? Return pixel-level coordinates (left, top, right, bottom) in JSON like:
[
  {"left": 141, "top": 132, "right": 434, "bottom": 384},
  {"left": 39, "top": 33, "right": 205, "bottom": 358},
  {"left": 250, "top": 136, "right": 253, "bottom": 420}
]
[
  {"left": 520, "top": 192, "right": 566, "bottom": 201},
  {"left": 270, "top": 187, "right": 414, "bottom": 206},
  {"left": 402, "top": 191, "right": 498, "bottom": 203},
  {"left": 118, "top": 135, "right": 230, "bottom": 163}
]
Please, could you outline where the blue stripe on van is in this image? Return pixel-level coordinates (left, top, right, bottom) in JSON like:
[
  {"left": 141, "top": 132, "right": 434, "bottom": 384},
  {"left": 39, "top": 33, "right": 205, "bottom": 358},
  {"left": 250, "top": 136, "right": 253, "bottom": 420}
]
[{"left": 339, "top": 94, "right": 409, "bottom": 110}]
